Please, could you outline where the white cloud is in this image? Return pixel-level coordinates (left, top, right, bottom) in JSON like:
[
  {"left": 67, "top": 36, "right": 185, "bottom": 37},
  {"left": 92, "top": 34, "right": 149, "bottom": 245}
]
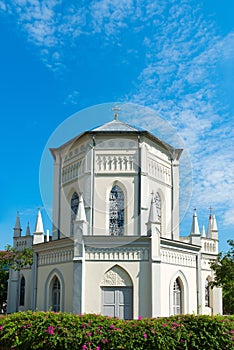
[
  {"left": 64, "top": 90, "right": 80, "bottom": 105},
  {"left": 0, "top": 0, "right": 233, "bottom": 233}
]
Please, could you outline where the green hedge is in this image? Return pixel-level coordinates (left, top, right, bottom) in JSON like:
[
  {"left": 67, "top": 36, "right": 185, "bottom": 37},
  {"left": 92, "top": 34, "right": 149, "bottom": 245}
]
[{"left": 0, "top": 312, "right": 233, "bottom": 349}]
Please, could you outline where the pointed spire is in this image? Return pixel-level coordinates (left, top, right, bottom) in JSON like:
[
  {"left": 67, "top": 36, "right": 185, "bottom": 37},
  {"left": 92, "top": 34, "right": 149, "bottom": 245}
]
[
  {"left": 190, "top": 209, "right": 200, "bottom": 236},
  {"left": 14, "top": 211, "right": 22, "bottom": 237},
  {"left": 206, "top": 208, "right": 213, "bottom": 238},
  {"left": 34, "top": 208, "right": 44, "bottom": 234},
  {"left": 75, "top": 194, "right": 87, "bottom": 222},
  {"left": 212, "top": 214, "right": 218, "bottom": 231},
  {"left": 26, "top": 222, "right": 31, "bottom": 236},
  {"left": 201, "top": 225, "right": 206, "bottom": 237},
  {"left": 33, "top": 208, "right": 45, "bottom": 245},
  {"left": 14, "top": 211, "right": 21, "bottom": 229},
  {"left": 148, "top": 194, "right": 160, "bottom": 224}
]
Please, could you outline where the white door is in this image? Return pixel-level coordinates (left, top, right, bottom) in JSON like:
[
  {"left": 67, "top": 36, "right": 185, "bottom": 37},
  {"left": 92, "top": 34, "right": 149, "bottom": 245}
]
[{"left": 102, "top": 287, "right": 133, "bottom": 319}]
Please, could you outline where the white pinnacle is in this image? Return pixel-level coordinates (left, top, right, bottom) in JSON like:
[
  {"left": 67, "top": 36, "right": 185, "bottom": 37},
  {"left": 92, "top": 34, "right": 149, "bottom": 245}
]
[{"left": 34, "top": 208, "right": 44, "bottom": 234}]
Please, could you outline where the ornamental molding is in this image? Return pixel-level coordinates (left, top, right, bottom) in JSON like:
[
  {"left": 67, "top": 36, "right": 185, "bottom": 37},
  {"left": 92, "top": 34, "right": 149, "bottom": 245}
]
[
  {"left": 202, "top": 240, "right": 217, "bottom": 254},
  {"left": 95, "top": 154, "right": 137, "bottom": 173},
  {"left": 85, "top": 246, "right": 149, "bottom": 261},
  {"left": 161, "top": 249, "right": 196, "bottom": 267},
  {"left": 147, "top": 157, "right": 171, "bottom": 184},
  {"left": 100, "top": 266, "right": 132, "bottom": 287},
  {"left": 38, "top": 249, "right": 74, "bottom": 266},
  {"left": 62, "top": 158, "right": 85, "bottom": 184}
]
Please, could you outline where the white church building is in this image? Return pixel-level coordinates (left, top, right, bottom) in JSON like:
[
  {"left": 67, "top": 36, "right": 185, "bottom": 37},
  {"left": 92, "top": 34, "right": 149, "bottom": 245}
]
[{"left": 7, "top": 115, "right": 222, "bottom": 318}]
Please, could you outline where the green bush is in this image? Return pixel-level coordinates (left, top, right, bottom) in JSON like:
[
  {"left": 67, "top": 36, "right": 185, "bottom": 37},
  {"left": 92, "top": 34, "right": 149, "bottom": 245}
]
[{"left": 0, "top": 312, "right": 233, "bottom": 349}]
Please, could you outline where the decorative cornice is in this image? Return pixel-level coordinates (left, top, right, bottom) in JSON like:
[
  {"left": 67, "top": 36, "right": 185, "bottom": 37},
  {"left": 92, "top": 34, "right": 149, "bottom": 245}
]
[
  {"left": 62, "top": 158, "right": 85, "bottom": 184},
  {"left": 161, "top": 249, "right": 196, "bottom": 267},
  {"left": 95, "top": 154, "right": 137, "bottom": 173},
  {"left": 38, "top": 248, "right": 74, "bottom": 266},
  {"left": 85, "top": 246, "right": 149, "bottom": 261},
  {"left": 147, "top": 157, "right": 171, "bottom": 185}
]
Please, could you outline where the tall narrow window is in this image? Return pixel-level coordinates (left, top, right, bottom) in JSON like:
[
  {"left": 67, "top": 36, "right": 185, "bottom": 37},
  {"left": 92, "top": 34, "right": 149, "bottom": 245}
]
[
  {"left": 173, "top": 278, "right": 182, "bottom": 315},
  {"left": 205, "top": 278, "right": 210, "bottom": 307},
  {"left": 52, "top": 277, "right": 60, "bottom": 312},
  {"left": 71, "top": 192, "right": 79, "bottom": 235},
  {"left": 19, "top": 276, "right": 25, "bottom": 306},
  {"left": 109, "top": 185, "right": 124, "bottom": 236},
  {"left": 154, "top": 192, "right": 161, "bottom": 223}
]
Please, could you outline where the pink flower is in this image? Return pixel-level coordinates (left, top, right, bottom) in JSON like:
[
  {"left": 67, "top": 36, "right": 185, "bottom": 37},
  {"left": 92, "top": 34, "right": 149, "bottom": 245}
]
[
  {"left": 82, "top": 345, "right": 87, "bottom": 350},
  {"left": 22, "top": 325, "right": 26, "bottom": 330},
  {"left": 46, "top": 325, "right": 55, "bottom": 335},
  {"left": 230, "top": 330, "right": 234, "bottom": 334},
  {"left": 0, "top": 325, "right": 3, "bottom": 331},
  {"left": 96, "top": 347, "right": 101, "bottom": 350},
  {"left": 138, "top": 316, "right": 143, "bottom": 320},
  {"left": 143, "top": 333, "right": 147, "bottom": 339},
  {"left": 162, "top": 323, "right": 167, "bottom": 327}
]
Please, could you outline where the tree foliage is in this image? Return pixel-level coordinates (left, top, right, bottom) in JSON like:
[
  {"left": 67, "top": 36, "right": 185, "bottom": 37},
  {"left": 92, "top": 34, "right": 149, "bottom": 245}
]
[
  {"left": 0, "top": 245, "right": 33, "bottom": 271},
  {"left": 0, "top": 246, "right": 33, "bottom": 313},
  {"left": 210, "top": 240, "right": 234, "bottom": 314}
]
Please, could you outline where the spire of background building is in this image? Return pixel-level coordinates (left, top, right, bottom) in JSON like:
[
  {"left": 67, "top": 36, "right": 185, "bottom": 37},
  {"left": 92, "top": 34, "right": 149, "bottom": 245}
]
[
  {"left": 14, "top": 211, "right": 22, "bottom": 238},
  {"left": 190, "top": 209, "right": 200, "bottom": 236}
]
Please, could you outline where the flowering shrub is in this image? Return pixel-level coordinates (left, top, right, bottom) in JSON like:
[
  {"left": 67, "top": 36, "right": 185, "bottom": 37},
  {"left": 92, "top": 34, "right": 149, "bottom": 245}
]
[{"left": 0, "top": 312, "right": 233, "bottom": 349}]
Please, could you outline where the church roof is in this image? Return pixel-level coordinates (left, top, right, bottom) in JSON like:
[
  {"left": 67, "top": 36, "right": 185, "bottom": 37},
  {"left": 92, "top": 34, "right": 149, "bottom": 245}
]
[
  {"left": 92, "top": 119, "right": 141, "bottom": 132},
  {"left": 50, "top": 116, "right": 183, "bottom": 161}
]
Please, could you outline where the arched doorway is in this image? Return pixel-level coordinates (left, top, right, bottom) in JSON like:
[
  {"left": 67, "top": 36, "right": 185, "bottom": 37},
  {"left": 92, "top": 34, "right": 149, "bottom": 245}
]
[{"left": 101, "top": 266, "right": 133, "bottom": 319}]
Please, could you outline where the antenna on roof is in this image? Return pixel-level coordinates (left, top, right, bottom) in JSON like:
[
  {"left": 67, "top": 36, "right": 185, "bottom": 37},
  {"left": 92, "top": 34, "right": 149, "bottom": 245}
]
[{"left": 112, "top": 106, "right": 121, "bottom": 121}]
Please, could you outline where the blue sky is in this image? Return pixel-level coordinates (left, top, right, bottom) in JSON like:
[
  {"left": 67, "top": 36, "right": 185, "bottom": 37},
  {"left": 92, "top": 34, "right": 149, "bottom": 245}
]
[{"left": 0, "top": 0, "right": 233, "bottom": 252}]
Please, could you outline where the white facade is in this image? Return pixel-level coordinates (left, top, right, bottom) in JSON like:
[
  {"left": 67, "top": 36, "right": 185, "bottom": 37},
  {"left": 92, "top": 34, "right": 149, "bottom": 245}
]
[{"left": 7, "top": 117, "right": 222, "bottom": 318}]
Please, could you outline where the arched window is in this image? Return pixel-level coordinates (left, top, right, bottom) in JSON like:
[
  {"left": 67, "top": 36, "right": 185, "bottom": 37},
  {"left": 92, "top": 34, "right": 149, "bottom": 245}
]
[
  {"left": 52, "top": 277, "right": 60, "bottom": 312},
  {"left": 154, "top": 192, "right": 161, "bottom": 223},
  {"left": 173, "top": 278, "right": 182, "bottom": 315},
  {"left": 71, "top": 192, "right": 79, "bottom": 235},
  {"left": 19, "top": 276, "right": 25, "bottom": 306},
  {"left": 205, "top": 278, "right": 210, "bottom": 307},
  {"left": 109, "top": 185, "right": 124, "bottom": 236}
]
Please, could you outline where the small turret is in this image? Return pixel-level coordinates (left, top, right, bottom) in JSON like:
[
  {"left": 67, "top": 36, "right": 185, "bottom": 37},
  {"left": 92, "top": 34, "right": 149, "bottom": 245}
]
[
  {"left": 26, "top": 222, "right": 31, "bottom": 236},
  {"left": 211, "top": 214, "right": 218, "bottom": 240},
  {"left": 75, "top": 194, "right": 87, "bottom": 222},
  {"left": 14, "top": 211, "right": 22, "bottom": 238},
  {"left": 73, "top": 194, "right": 87, "bottom": 258},
  {"left": 206, "top": 208, "right": 213, "bottom": 238},
  {"left": 147, "top": 194, "right": 161, "bottom": 259},
  {"left": 189, "top": 209, "right": 201, "bottom": 245},
  {"left": 190, "top": 209, "right": 200, "bottom": 236},
  {"left": 147, "top": 196, "right": 158, "bottom": 230},
  {"left": 33, "top": 208, "right": 45, "bottom": 244},
  {"left": 201, "top": 225, "right": 206, "bottom": 238}
]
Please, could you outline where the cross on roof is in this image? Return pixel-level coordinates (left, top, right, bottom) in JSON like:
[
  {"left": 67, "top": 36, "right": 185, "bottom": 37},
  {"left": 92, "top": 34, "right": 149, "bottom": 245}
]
[
  {"left": 112, "top": 106, "right": 121, "bottom": 121},
  {"left": 209, "top": 206, "right": 213, "bottom": 219}
]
